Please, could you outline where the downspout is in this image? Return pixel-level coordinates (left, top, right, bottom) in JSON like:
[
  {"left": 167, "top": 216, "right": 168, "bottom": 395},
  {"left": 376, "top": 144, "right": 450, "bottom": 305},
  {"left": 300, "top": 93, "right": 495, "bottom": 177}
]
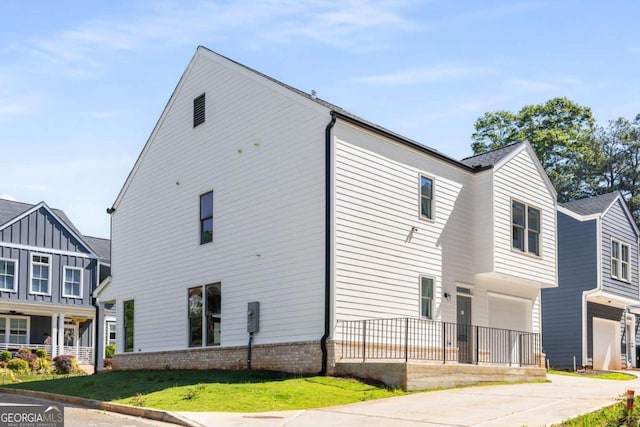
[
  {"left": 320, "top": 112, "right": 336, "bottom": 375},
  {"left": 93, "top": 296, "right": 99, "bottom": 375}
]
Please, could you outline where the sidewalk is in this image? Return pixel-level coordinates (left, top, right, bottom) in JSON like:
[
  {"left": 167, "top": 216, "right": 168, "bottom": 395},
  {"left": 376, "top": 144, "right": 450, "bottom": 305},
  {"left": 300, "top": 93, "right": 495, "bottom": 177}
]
[{"left": 176, "top": 373, "right": 640, "bottom": 427}]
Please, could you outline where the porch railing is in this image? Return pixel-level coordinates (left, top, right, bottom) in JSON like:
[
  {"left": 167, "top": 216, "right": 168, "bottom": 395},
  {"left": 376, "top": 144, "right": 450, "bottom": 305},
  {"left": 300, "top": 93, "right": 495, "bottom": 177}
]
[
  {"left": 0, "top": 343, "right": 94, "bottom": 364},
  {"left": 337, "top": 317, "right": 541, "bottom": 367}
]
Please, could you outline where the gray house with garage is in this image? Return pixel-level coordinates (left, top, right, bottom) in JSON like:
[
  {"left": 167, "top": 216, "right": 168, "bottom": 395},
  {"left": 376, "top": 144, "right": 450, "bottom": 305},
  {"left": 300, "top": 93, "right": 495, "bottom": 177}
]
[{"left": 542, "top": 192, "right": 640, "bottom": 370}]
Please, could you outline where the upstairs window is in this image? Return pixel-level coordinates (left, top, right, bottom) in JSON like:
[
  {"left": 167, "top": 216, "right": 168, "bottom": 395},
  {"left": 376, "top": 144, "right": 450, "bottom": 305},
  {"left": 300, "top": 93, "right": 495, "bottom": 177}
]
[
  {"left": 611, "top": 239, "right": 630, "bottom": 281},
  {"left": 512, "top": 201, "right": 541, "bottom": 256},
  {"left": 63, "top": 267, "right": 83, "bottom": 298},
  {"left": 420, "top": 175, "right": 434, "bottom": 220},
  {"left": 420, "top": 277, "right": 433, "bottom": 319},
  {"left": 193, "top": 93, "right": 205, "bottom": 127},
  {"left": 30, "top": 254, "right": 50, "bottom": 294},
  {"left": 200, "top": 191, "right": 213, "bottom": 244},
  {"left": 0, "top": 259, "right": 16, "bottom": 291}
]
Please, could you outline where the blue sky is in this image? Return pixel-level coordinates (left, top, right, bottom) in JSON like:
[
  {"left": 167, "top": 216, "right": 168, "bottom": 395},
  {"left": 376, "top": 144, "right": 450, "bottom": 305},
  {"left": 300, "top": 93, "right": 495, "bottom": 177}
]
[{"left": 2, "top": 1, "right": 639, "bottom": 238}]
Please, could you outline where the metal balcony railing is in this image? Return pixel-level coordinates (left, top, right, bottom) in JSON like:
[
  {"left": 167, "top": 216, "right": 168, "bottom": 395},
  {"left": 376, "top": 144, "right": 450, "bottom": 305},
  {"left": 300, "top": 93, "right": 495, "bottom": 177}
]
[
  {"left": 337, "top": 317, "right": 541, "bottom": 367},
  {"left": 0, "top": 343, "right": 94, "bottom": 364}
]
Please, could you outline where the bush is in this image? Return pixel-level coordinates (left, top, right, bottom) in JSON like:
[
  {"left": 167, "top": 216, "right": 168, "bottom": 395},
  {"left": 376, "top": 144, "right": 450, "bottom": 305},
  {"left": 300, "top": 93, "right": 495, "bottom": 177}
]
[
  {"left": 105, "top": 344, "right": 116, "bottom": 359},
  {"left": 53, "top": 355, "right": 82, "bottom": 375},
  {"left": 103, "top": 358, "right": 113, "bottom": 369},
  {"left": 7, "top": 358, "right": 29, "bottom": 375},
  {"left": 17, "top": 352, "right": 37, "bottom": 371},
  {"left": 17, "top": 347, "right": 31, "bottom": 355},
  {"left": 35, "top": 349, "right": 48, "bottom": 359},
  {"left": 0, "top": 351, "right": 11, "bottom": 363},
  {"left": 34, "top": 357, "right": 53, "bottom": 375}
]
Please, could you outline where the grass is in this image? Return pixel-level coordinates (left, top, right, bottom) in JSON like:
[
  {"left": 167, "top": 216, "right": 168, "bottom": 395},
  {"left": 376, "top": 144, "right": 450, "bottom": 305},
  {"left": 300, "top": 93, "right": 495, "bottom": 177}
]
[
  {"left": 1, "top": 369, "right": 407, "bottom": 412},
  {"left": 548, "top": 369, "right": 637, "bottom": 381},
  {"left": 556, "top": 395, "right": 639, "bottom": 426}
]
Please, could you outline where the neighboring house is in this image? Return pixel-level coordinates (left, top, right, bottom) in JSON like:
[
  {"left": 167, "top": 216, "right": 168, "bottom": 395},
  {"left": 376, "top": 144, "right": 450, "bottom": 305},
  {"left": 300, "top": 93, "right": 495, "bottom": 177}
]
[
  {"left": 0, "top": 199, "right": 110, "bottom": 368},
  {"left": 97, "top": 46, "right": 557, "bottom": 389},
  {"left": 542, "top": 192, "right": 640, "bottom": 370}
]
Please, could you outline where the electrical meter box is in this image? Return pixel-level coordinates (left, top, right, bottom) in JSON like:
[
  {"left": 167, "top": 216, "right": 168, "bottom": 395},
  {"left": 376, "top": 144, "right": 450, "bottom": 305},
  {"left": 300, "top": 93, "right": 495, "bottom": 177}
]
[{"left": 247, "top": 301, "right": 260, "bottom": 333}]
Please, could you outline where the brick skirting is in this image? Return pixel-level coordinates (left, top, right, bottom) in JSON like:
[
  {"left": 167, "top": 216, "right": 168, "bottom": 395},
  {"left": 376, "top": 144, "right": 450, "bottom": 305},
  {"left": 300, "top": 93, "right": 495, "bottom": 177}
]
[{"left": 111, "top": 340, "right": 324, "bottom": 373}]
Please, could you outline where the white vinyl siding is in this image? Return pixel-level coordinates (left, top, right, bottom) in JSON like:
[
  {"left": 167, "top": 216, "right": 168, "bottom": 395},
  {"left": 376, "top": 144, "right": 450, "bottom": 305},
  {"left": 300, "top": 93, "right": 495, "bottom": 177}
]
[
  {"left": 493, "top": 149, "right": 556, "bottom": 286},
  {"left": 103, "top": 50, "right": 327, "bottom": 352}
]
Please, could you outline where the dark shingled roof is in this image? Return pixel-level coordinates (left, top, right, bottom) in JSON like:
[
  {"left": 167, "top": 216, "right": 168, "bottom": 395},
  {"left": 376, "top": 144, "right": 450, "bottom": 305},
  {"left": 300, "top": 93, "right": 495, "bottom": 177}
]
[
  {"left": 560, "top": 192, "right": 621, "bottom": 216},
  {"left": 0, "top": 198, "right": 109, "bottom": 259},
  {"left": 83, "top": 236, "right": 111, "bottom": 263},
  {"left": 460, "top": 142, "right": 524, "bottom": 168}
]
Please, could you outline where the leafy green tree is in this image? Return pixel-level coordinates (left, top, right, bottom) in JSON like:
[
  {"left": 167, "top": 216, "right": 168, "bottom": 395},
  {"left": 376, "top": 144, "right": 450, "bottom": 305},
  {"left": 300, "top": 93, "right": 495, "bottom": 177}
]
[{"left": 471, "top": 97, "right": 596, "bottom": 201}]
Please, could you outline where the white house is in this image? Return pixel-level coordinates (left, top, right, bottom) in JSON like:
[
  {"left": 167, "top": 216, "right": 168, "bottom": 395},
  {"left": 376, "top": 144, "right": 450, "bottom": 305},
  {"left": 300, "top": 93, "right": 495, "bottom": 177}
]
[{"left": 97, "top": 46, "right": 557, "bottom": 388}]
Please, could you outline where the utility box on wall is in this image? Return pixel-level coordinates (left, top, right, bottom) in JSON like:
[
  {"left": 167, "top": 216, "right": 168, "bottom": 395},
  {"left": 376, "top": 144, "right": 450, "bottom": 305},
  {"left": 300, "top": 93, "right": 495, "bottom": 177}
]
[{"left": 247, "top": 301, "right": 260, "bottom": 333}]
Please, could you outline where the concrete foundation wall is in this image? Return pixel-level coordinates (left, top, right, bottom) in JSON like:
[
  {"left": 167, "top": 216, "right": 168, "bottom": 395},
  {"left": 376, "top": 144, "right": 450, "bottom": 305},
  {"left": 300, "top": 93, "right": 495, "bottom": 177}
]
[{"left": 335, "top": 362, "right": 547, "bottom": 391}]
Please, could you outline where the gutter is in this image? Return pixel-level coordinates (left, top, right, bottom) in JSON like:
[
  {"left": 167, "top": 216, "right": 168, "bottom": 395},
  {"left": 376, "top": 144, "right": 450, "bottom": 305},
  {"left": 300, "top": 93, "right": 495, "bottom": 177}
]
[{"left": 320, "top": 112, "right": 337, "bottom": 375}]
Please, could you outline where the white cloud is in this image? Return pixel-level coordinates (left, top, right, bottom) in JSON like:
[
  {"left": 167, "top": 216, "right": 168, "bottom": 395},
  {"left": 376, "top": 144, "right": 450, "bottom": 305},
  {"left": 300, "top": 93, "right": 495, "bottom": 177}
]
[{"left": 355, "top": 64, "right": 494, "bottom": 85}]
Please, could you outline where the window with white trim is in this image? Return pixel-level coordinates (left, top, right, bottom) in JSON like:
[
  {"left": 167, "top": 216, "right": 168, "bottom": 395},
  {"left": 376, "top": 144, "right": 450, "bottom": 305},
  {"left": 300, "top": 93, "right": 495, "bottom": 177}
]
[
  {"left": 63, "top": 266, "right": 83, "bottom": 298},
  {"left": 611, "top": 239, "right": 630, "bottom": 281},
  {"left": 420, "top": 277, "right": 434, "bottom": 319},
  {"left": 30, "top": 254, "right": 50, "bottom": 294},
  {"left": 0, "top": 259, "right": 16, "bottom": 291},
  {"left": 419, "top": 175, "right": 434, "bottom": 220},
  {"left": 512, "top": 201, "right": 541, "bottom": 256},
  {"left": 0, "top": 316, "right": 29, "bottom": 345}
]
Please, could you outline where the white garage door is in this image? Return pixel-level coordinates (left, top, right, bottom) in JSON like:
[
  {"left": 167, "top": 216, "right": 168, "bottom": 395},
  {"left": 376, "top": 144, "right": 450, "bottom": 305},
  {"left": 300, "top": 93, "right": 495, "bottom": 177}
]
[
  {"left": 488, "top": 295, "right": 528, "bottom": 331},
  {"left": 593, "top": 317, "right": 621, "bottom": 370}
]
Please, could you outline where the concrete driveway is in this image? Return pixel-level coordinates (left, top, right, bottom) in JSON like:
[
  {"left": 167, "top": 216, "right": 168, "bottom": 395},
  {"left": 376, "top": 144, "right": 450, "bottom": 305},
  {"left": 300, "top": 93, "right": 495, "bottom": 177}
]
[{"left": 179, "top": 373, "right": 640, "bottom": 427}]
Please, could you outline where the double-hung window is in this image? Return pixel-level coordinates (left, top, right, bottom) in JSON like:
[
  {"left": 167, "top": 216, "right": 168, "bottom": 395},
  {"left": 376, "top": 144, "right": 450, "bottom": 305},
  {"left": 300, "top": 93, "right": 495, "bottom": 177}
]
[
  {"left": 420, "top": 277, "right": 433, "bottom": 319},
  {"left": 200, "top": 191, "right": 213, "bottom": 244},
  {"left": 611, "top": 239, "right": 630, "bottom": 281},
  {"left": 0, "top": 317, "right": 29, "bottom": 344},
  {"left": 63, "top": 267, "right": 83, "bottom": 298},
  {"left": 512, "top": 201, "right": 541, "bottom": 256},
  {"left": 30, "top": 254, "right": 50, "bottom": 294},
  {"left": 0, "top": 259, "right": 16, "bottom": 291},
  {"left": 420, "top": 175, "right": 434, "bottom": 220}
]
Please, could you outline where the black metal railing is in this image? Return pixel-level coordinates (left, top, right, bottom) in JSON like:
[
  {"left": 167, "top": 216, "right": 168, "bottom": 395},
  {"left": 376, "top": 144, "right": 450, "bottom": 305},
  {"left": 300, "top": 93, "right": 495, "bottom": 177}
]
[{"left": 337, "top": 317, "right": 541, "bottom": 367}]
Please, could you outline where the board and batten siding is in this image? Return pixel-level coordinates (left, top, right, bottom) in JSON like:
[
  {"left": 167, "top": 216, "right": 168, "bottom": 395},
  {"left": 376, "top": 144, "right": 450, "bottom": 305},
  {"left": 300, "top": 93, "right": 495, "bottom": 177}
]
[
  {"left": 492, "top": 149, "right": 556, "bottom": 286},
  {"left": 332, "top": 121, "right": 475, "bottom": 324},
  {"left": 601, "top": 198, "right": 640, "bottom": 300},
  {"left": 542, "top": 211, "right": 598, "bottom": 368},
  {"left": 104, "top": 51, "right": 328, "bottom": 352}
]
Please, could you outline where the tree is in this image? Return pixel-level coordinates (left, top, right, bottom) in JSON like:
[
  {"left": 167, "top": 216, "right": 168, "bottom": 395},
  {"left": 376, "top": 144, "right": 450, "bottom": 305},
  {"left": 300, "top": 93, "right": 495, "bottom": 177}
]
[{"left": 471, "top": 97, "right": 596, "bottom": 201}]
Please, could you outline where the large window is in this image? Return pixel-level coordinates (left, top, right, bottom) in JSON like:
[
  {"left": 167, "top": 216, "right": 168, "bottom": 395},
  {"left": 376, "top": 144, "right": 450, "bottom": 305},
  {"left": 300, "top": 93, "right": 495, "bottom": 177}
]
[
  {"left": 512, "top": 201, "right": 541, "bottom": 256},
  {"left": 612, "top": 239, "right": 630, "bottom": 281},
  {"left": 420, "top": 277, "right": 433, "bottom": 319},
  {"left": 0, "top": 317, "right": 29, "bottom": 344},
  {"left": 200, "top": 191, "right": 213, "bottom": 244},
  {"left": 30, "top": 254, "right": 50, "bottom": 294},
  {"left": 0, "top": 259, "right": 16, "bottom": 291},
  {"left": 420, "top": 175, "right": 434, "bottom": 220},
  {"left": 123, "top": 300, "right": 134, "bottom": 352},
  {"left": 63, "top": 267, "right": 83, "bottom": 298},
  {"left": 188, "top": 283, "right": 221, "bottom": 347}
]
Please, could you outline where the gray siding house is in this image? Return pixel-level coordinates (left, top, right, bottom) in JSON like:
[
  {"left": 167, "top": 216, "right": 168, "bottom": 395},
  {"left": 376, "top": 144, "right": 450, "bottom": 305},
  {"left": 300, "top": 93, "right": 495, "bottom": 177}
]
[
  {"left": 542, "top": 192, "right": 640, "bottom": 370},
  {"left": 0, "top": 199, "right": 110, "bottom": 367}
]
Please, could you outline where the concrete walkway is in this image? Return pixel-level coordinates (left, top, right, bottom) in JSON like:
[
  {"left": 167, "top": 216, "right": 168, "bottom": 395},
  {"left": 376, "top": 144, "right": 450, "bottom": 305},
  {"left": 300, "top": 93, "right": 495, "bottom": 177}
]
[{"left": 176, "top": 373, "right": 640, "bottom": 427}]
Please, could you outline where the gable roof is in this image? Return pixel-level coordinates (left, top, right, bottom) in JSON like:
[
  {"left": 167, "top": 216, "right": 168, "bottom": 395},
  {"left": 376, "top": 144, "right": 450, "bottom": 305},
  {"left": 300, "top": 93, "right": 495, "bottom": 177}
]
[
  {"left": 460, "top": 142, "right": 523, "bottom": 168},
  {"left": 560, "top": 192, "right": 622, "bottom": 216},
  {"left": 0, "top": 198, "right": 108, "bottom": 257}
]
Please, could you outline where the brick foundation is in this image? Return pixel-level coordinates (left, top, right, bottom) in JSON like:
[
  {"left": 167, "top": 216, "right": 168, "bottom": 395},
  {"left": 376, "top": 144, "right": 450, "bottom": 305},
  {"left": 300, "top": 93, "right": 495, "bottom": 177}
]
[{"left": 112, "top": 340, "right": 324, "bottom": 374}]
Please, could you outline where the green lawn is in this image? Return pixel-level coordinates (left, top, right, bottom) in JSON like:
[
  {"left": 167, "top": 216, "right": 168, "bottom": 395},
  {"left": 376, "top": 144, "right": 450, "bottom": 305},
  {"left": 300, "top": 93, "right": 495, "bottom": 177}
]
[
  {"left": 1, "top": 369, "right": 407, "bottom": 412},
  {"left": 548, "top": 369, "right": 637, "bottom": 381}
]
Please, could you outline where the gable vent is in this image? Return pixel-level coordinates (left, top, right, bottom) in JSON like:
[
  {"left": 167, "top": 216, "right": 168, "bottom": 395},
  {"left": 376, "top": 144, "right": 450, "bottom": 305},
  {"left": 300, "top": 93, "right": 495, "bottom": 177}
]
[{"left": 193, "top": 93, "right": 205, "bottom": 127}]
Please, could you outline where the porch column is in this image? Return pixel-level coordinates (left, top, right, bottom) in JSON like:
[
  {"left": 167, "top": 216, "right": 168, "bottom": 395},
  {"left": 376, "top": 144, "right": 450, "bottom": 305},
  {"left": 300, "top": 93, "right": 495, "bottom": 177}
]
[
  {"left": 57, "top": 314, "right": 65, "bottom": 356},
  {"left": 96, "top": 301, "right": 105, "bottom": 371},
  {"left": 50, "top": 313, "right": 58, "bottom": 358}
]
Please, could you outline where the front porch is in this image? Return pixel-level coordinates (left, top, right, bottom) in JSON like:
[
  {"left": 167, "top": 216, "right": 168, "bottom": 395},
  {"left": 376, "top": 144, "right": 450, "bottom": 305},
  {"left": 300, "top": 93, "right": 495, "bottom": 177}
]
[
  {"left": 0, "top": 343, "right": 94, "bottom": 365},
  {"left": 333, "top": 317, "right": 546, "bottom": 390}
]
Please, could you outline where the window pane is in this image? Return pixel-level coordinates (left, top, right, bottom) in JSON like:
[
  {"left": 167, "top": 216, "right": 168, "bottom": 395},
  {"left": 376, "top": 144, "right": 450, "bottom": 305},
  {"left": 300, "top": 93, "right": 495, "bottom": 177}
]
[
  {"left": 188, "top": 287, "right": 203, "bottom": 347},
  {"left": 420, "top": 176, "right": 432, "bottom": 198},
  {"left": 612, "top": 259, "right": 619, "bottom": 277},
  {"left": 528, "top": 231, "right": 539, "bottom": 255},
  {"left": 513, "top": 226, "right": 524, "bottom": 251},
  {"left": 622, "top": 263, "right": 629, "bottom": 280},
  {"left": 200, "top": 192, "right": 213, "bottom": 220},
  {"left": 420, "top": 177, "right": 433, "bottom": 219},
  {"left": 512, "top": 201, "right": 525, "bottom": 226},
  {"left": 201, "top": 218, "right": 213, "bottom": 244},
  {"left": 206, "top": 284, "right": 221, "bottom": 346},
  {"left": 622, "top": 244, "right": 629, "bottom": 262},
  {"left": 420, "top": 278, "right": 433, "bottom": 319},
  {"left": 612, "top": 241, "right": 619, "bottom": 259},
  {"left": 528, "top": 207, "right": 540, "bottom": 232},
  {"left": 421, "top": 199, "right": 432, "bottom": 218}
]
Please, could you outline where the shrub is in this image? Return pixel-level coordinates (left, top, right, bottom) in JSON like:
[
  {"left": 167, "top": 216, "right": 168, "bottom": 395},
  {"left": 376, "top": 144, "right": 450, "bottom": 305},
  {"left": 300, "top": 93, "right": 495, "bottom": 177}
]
[
  {"left": 34, "top": 357, "right": 53, "bottom": 375},
  {"left": 17, "top": 352, "right": 37, "bottom": 371},
  {"left": 17, "top": 348, "right": 31, "bottom": 355},
  {"left": 0, "top": 351, "right": 11, "bottom": 363},
  {"left": 7, "top": 358, "right": 29, "bottom": 375},
  {"left": 53, "top": 355, "right": 83, "bottom": 375},
  {"left": 105, "top": 344, "right": 116, "bottom": 359},
  {"left": 103, "top": 358, "right": 113, "bottom": 369},
  {"left": 35, "top": 349, "right": 48, "bottom": 359}
]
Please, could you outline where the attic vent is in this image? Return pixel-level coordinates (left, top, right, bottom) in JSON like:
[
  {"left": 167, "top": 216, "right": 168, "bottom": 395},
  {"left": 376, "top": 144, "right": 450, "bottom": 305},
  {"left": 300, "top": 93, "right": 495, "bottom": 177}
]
[{"left": 193, "top": 93, "right": 205, "bottom": 127}]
